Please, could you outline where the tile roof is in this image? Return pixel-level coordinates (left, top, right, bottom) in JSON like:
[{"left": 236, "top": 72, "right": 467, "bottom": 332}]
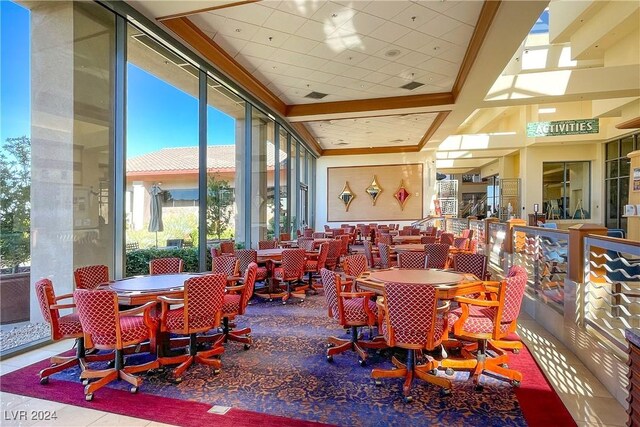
[{"left": 127, "top": 144, "right": 286, "bottom": 173}]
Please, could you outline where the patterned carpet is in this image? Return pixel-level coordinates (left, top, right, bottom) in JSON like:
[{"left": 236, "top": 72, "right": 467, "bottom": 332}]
[{"left": 43, "top": 292, "right": 538, "bottom": 427}]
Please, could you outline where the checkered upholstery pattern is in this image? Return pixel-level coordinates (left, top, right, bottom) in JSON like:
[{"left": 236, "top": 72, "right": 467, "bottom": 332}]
[
  {"left": 279, "top": 233, "right": 291, "bottom": 241},
  {"left": 439, "top": 233, "right": 454, "bottom": 246},
  {"left": 165, "top": 274, "right": 226, "bottom": 333},
  {"left": 222, "top": 295, "right": 242, "bottom": 316},
  {"left": 211, "top": 247, "right": 221, "bottom": 258},
  {"left": 398, "top": 230, "right": 410, "bottom": 236},
  {"left": 377, "top": 243, "right": 397, "bottom": 269},
  {"left": 461, "top": 229, "right": 473, "bottom": 239},
  {"left": 338, "top": 235, "right": 350, "bottom": 256},
  {"left": 378, "top": 234, "right": 392, "bottom": 245},
  {"left": 324, "top": 240, "right": 343, "bottom": 270},
  {"left": 303, "top": 229, "right": 314, "bottom": 238},
  {"left": 74, "top": 265, "right": 109, "bottom": 290},
  {"left": 425, "top": 243, "right": 450, "bottom": 269},
  {"left": 382, "top": 282, "right": 444, "bottom": 347},
  {"left": 425, "top": 226, "right": 437, "bottom": 236},
  {"left": 397, "top": 252, "right": 428, "bottom": 269},
  {"left": 236, "top": 249, "right": 267, "bottom": 281},
  {"left": 320, "top": 268, "right": 376, "bottom": 325},
  {"left": 453, "top": 237, "right": 470, "bottom": 250},
  {"left": 258, "top": 240, "right": 277, "bottom": 250},
  {"left": 468, "top": 239, "right": 478, "bottom": 254},
  {"left": 363, "top": 241, "right": 381, "bottom": 268},
  {"left": 305, "top": 243, "right": 329, "bottom": 273},
  {"left": 220, "top": 241, "right": 235, "bottom": 254},
  {"left": 312, "top": 232, "right": 325, "bottom": 238},
  {"left": 502, "top": 266, "right": 527, "bottom": 324},
  {"left": 342, "top": 298, "right": 378, "bottom": 323},
  {"left": 36, "top": 278, "right": 83, "bottom": 340},
  {"left": 239, "top": 263, "right": 258, "bottom": 313},
  {"left": 150, "top": 257, "right": 184, "bottom": 275},
  {"left": 273, "top": 249, "right": 306, "bottom": 281},
  {"left": 297, "top": 238, "right": 315, "bottom": 251},
  {"left": 452, "top": 253, "right": 488, "bottom": 279},
  {"left": 421, "top": 236, "right": 437, "bottom": 244},
  {"left": 410, "top": 228, "right": 421, "bottom": 236},
  {"left": 212, "top": 256, "right": 239, "bottom": 277},
  {"left": 343, "top": 254, "right": 368, "bottom": 277}
]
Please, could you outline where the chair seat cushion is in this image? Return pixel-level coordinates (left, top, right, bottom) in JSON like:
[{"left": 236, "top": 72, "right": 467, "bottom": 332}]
[
  {"left": 449, "top": 305, "right": 510, "bottom": 334},
  {"left": 305, "top": 260, "right": 318, "bottom": 271},
  {"left": 222, "top": 294, "right": 242, "bottom": 315},
  {"left": 256, "top": 267, "right": 268, "bottom": 281},
  {"left": 381, "top": 317, "right": 445, "bottom": 347},
  {"left": 273, "top": 267, "right": 302, "bottom": 282},
  {"left": 58, "top": 313, "right": 84, "bottom": 336},
  {"left": 163, "top": 307, "right": 218, "bottom": 332},
  {"left": 341, "top": 298, "right": 378, "bottom": 324},
  {"left": 120, "top": 316, "right": 153, "bottom": 344}
]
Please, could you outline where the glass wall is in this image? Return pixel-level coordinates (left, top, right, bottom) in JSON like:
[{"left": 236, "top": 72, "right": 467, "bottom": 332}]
[
  {"left": 278, "top": 127, "right": 289, "bottom": 238},
  {"left": 542, "top": 161, "right": 591, "bottom": 220},
  {"left": 606, "top": 134, "right": 639, "bottom": 231},
  {"left": 290, "top": 138, "right": 298, "bottom": 233},
  {"left": 250, "top": 108, "right": 275, "bottom": 246},
  {"left": 1, "top": 1, "right": 115, "bottom": 353}
]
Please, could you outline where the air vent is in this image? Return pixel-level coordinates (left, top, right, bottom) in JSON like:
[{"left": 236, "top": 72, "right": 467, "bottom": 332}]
[
  {"left": 305, "top": 91, "right": 328, "bottom": 100},
  {"left": 334, "top": 142, "right": 349, "bottom": 146},
  {"left": 400, "top": 81, "right": 425, "bottom": 90}
]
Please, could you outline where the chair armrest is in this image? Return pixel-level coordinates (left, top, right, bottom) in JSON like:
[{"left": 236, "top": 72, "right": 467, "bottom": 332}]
[
  {"left": 341, "top": 291, "right": 375, "bottom": 299},
  {"left": 54, "top": 293, "right": 74, "bottom": 302},
  {"left": 226, "top": 284, "right": 246, "bottom": 292},
  {"left": 454, "top": 296, "right": 500, "bottom": 307},
  {"left": 119, "top": 301, "right": 157, "bottom": 317},
  {"left": 51, "top": 303, "right": 76, "bottom": 310},
  {"left": 157, "top": 296, "right": 184, "bottom": 305},
  {"left": 436, "top": 301, "right": 451, "bottom": 313}
]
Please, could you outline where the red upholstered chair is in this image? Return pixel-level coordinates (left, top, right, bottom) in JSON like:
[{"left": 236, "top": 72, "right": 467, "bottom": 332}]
[
  {"left": 397, "top": 252, "right": 428, "bottom": 269},
  {"left": 332, "top": 228, "right": 345, "bottom": 236},
  {"left": 342, "top": 254, "right": 369, "bottom": 289},
  {"left": 312, "top": 232, "right": 325, "bottom": 238},
  {"left": 378, "top": 234, "right": 393, "bottom": 246},
  {"left": 371, "top": 282, "right": 451, "bottom": 401},
  {"left": 421, "top": 235, "right": 437, "bottom": 244},
  {"left": 235, "top": 249, "right": 268, "bottom": 282},
  {"left": 74, "top": 289, "right": 158, "bottom": 400},
  {"left": 304, "top": 228, "right": 314, "bottom": 238},
  {"left": 338, "top": 234, "right": 351, "bottom": 256},
  {"left": 452, "top": 253, "right": 490, "bottom": 281},
  {"left": 410, "top": 228, "right": 421, "bottom": 236},
  {"left": 377, "top": 243, "right": 397, "bottom": 269},
  {"left": 219, "top": 241, "right": 235, "bottom": 255},
  {"left": 74, "top": 265, "right": 109, "bottom": 290},
  {"left": 273, "top": 248, "right": 307, "bottom": 303},
  {"left": 214, "top": 263, "right": 258, "bottom": 350},
  {"left": 320, "top": 269, "right": 385, "bottom": 365},
  {"left": 258, "top": 240, "right": 278, "bottom": 250},
  {"left": 35, "top": 279, "right": 111, "bottom": 385},
  {"left": 468, "top": 239, "right": 478, "bottom": 254},
  {"left": 149, "top": 257, "right": 184, "bottom": 275},
  {"left": 441, "top": 266, "right": 528, "bottom": 390},
  {"left": 297, "top": 237, "right": 315, "bottom": 251},
  {"left": 439, "top": 232, "right": 455, "bottom": 246},
  {"left": 305, "top": 242, "right": 329, "bottom": 290},
  {"left": 324, "top": 239, "right": 343, "bottom": 271},
  {"left": 453, "top": 237, "right": 470, "bottom": 250},
  {"left": 425, "top": 243, "right": 450, "bottom": 269},
  {"left": 461, "top": 229, "right": 474, "bottom": 240},
  {"left": 363, "top": 241, "right": 382, "bottom": 269},
  {"left": 425, "top": 226, "right": 437, "bottom": 236},
  {"left": 279, "top": 232, "right": 291, "bottom": 242},
  {"left": 212, "top": 256, "right": 239, "bottom": 277},
  {"left": 398, "top": 229, "right": 410, "bottom": 236}
]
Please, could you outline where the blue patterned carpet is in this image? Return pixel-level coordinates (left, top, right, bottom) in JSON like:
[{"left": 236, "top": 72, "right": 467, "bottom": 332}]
[{"left": 51, "top": 293, "right": 527, "bottom": 426}]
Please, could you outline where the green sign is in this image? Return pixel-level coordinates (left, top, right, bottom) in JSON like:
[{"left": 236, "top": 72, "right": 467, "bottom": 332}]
[{"left": 526, "top": 119, "right": 599, "bottom": 137}]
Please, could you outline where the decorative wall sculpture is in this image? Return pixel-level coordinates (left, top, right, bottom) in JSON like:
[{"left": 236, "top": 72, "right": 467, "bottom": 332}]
[
  {"left": 338, "top": 182, "right": 355, "bottom": 211},
  {"left": 394, "top": 180, "right": 411, "bottom": 210},
  {"left": 366, "top": 176, "right": 383, "bottom": 205}
]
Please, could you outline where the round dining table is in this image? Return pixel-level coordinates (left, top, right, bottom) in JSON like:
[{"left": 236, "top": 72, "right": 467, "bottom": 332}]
[
  {"left": 392, "top": 235, "right": 423, "bottom": 244},
  {"left": 356, "top": 268, "right": 483, "bottom": 299},
  {"left": 392, "top": 243, "right": 426, "bottom": 252},
  {"left": 107, "top": 273, "right": 204, "bottom": 305}
]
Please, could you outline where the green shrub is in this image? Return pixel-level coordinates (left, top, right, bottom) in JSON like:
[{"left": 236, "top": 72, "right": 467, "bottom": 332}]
[{"left": 125, "top": 247, "right": 212, "bottom": 277}]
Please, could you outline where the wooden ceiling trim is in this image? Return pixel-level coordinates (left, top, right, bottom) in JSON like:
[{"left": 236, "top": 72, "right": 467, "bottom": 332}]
[
  {"left": 322, "top": 145, "right": 420, "bottom": 156},
  {"left": 157, "top": 1, "right": 261, "bottom": 22},
  {"left": 162, "top": 17, "right": 287, "bottom": 116},
  {"left": 290, "top": 122, "right": 324, "bottom": 156},
  {"left": 417, "top": 111, "right": 450, "bottom": 151},
  {"left": 286, "top": 92, "right": 454, "bottom": 119},
  {"left": 616, "top": 116, "right": 640, "bottom": 129},
  {"left": 451, "top": 0, "right": 502, "bottom": 100}
]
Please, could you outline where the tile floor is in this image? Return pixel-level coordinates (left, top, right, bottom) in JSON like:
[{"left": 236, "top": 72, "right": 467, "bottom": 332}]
[{"left": 0, "top": 313, "right": 628, "bottom": 426}]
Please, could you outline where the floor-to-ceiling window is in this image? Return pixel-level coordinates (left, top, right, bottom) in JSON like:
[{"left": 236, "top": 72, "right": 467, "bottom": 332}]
[
  {"left": 1, "top": 1, "right": 115, "bottom": 354},
  {"left": 543, "top": 161, "right": 591, "bottom": 220},
  {"left": 278, "top": 127, "right": 289, "bottom": 236},
  {"left": 250, "top": 108, "right": 275, "bottom": 246},
  {"left": 606, "top": 134, "right": 639, "bottom": 232}
]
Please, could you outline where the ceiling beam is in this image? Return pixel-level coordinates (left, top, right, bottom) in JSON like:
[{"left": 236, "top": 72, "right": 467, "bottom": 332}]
[
  {"left": 322, "top": 145, "right": 420, "bottom": 156},
  {"left": 616, "top": 116, "right": 640, "bottom": 129},
  {"left": 157, "top": 1, "right": 261, "bottom": 21},
  {"left": 289, "top": 122, "right": 324, "bottom": 155},
  {"left": 418, "top": 112, "right": 450, "bottom": 151}
]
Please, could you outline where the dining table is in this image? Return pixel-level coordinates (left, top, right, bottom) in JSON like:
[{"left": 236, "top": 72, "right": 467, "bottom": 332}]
[
  {"left": 392, "top": 243, "right": 426, "bottom": 252},
  {"left": 356, "top": 268, "right": 483, "bottom": 299},
  {"left": 392, "top": 235, "right": 423, "bottom": 244}
]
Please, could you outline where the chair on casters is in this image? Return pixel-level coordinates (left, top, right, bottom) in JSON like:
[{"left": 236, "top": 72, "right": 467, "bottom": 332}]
[
  {"left": 424, "top": 243, "right": 450, "bottom": 269},
  {"left": 320, "top": 268, "right": 386, "bottom": 366},
  {"left": 35, "top": 279, "right": 112, "bottom": 385},
  {"left": 149, "top": 257, "right": 184, "bottom": 275},
  {"left": 235, "top": 249, "right": 268, "bottom": 282},
  {"left": 342, "top": 254, "right": 369, "bottom": 291},
  {"left": 396, "top": 252, "right": 428, "bottom": 269},
  {"left": 441, "top": 266, "right": 528, "bottom": 390},
  {"left": 304, "top": 242, "right": 329, "bottom": 292},
  {"left": 74, "top": 289, "right": 158, "bottom": 401},
  {"left": 363, "top": 241, "right": 382, "bottom": 269},
  {"left": 377, "top": 243, "right": 397, "bottom": 269},
  {"left": 273, "top": 248, "right": 307, "bottom": 303},
  {"left": 371, "top": 282, "right": 451, "bottom": 401},
  {"left": 258, "top": 240, "right": 278, "bottom": 250},
  {"left": 74, "top": 265, "right": 109, "bottom": 290},
  {"left": 324, "top": 240, "right": 343, "bottom": 271},
  {"left": 157, "top": 274, "right": 227, "bottom": 382}
]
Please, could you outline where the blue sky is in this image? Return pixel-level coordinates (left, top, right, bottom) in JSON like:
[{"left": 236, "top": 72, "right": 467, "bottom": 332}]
[{"left": 1, "top": 1, "right": 237, "bottom": 157}]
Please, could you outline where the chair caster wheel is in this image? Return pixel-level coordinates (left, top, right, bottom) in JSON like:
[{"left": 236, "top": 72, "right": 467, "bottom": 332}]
[
  {"left": 374, "top": 380, "right": 382, "bottom": 386},
  {"left": 173, "top": 377, "right": 183, "bottom": 384},
  {"left": 213, "top": 369, "right": 221, "bottom": 375},
  {"left": 156, "top": 367, "right": 166, "bottom": 373},
  {"left": 474, "top": 384, "right": 484, "bottom": 392},
  {"left": 501, "top": 363, "right": 509, "bottom": 369},
  {"left": 282, "top": 301, "right": 287, "bottom": 305},
  {"left": 403, "top": 396, "right": 413, "bottom": 403},
  {"left": 85, "top": 393, "right": 94, "bottom": 401},
  {"left": 243, "top": 344, "right": 251, "bottom": 350},
  {"left": 327, "top": 355, "right": 333, "bottom": 363},
  {"left": 512, "top": 349, "right": 520, "bottom": 354},
  {"left": 440, "top": 388, "right": 451, "bottom": 397},
  {"left": 358, "top": 359, "right": 366, "bottom": 367},
  {"left": 511, "top": 380, "right": 521, "bottom": 387},
  {"left": 82, "top": 379, "right": 89, "bottom": 386},
  {"left": 429, "top": 369, "right": 438, "bottom": 375},
  {"left": 445, "top": 368, "right": 454, "bottom": 376},
  {"left": 327, "top": 343, "right": 334, "bottom": 348},
  {"left": 130, "top": 386, "right": 138, "bottom": 394},
  {"left": 107, "top": 360, "right": 115, "bottom": 369},
  {"left": 39, "top": 377, "right": 49, "bottom": 385}
]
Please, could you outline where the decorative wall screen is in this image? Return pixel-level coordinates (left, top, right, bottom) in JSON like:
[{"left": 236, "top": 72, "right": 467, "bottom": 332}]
[
  {"left": 437, "top": 180, "right": 458, "bottom": 216},
  {"left": 327, "top": 164, "right": 423, "bottom": 221},
  {"left": 499, "top": 178, "right": 521, "bottom": 221}
]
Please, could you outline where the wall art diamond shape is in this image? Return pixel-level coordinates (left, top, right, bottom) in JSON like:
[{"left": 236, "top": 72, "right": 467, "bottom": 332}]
[
  {"left": 366, "top": 176, "right": 383, "bottom": 206},
  {"left": 338, "top": 182, "right": 355, "bottom": 211},
  {"left": 394, "top": 180, "right": 411, "bottom": 211}
]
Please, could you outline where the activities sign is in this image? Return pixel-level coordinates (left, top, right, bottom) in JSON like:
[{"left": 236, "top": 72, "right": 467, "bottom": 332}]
[{"left": 526, "top": 119, "right": 599, "bottom": 137}]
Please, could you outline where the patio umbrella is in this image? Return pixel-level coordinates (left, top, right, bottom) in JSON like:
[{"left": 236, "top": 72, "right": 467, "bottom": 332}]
[{"left": 148, "top": 183, "right": 164, "bottom": 247}]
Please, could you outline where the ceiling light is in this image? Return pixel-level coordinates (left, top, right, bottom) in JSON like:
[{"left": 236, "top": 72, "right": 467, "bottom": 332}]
[
  {"left": 401, "top": 81, "right": 424, "bottom": 90},
  {"left": 385, "top": 49, "right": 401, "bottom": 58},
  {"left": 433, "top": 46, "right": 440, "bottom": 51},
  {"left": 539, "top": 107, "right": 556, "bottom": 114}
]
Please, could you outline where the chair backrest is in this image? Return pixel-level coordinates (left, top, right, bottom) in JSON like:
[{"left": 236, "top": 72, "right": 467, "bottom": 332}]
[
  {"left": 166, "top": 239, "right": 183, "bottom": 248},
  {"left": 497, "top": 266, "right": 528, "bottom": 329},
  {"left": 363, "top": 241, "right": 376, "bottom": 267},
  {"left": 150, "top": 257, "right": 184, "bottom": 275},
  {"left": 378, "top": 234, "right": 392, "bottom": 245},
  {"left": 338, "top": 234, "right": 350, "bottom": 255},
  {"left": 453, "top": 237, "right": 469, "bottom": 250},
  {"left": 304, "top": 228, "right": 314, "bottom": 238},
  {"left": 421, "top": 235, "right": 437, "bottom": 244},
  {"left": 383, "top": 282, "right": 439, "bottom": 348},
  {"left": 238, "top": 263, "right": 258, "bottom": 316},
  {"left": 35, "top": 278, "right": 77, "bottom": 341},
  {"left": 74, "top": 265, "right": 109, "bottom": 290},
  {"left": 298, "top": 237, "right": 315, "bottom": 252},
  {"left": 312, "top": 232, "right": 325, "bottom": 238},
  {"left": 452, "top": 253, "right": 487, "bottom": 279},
  {"left": 320, "top": 268, "right": 343, "bottom": 323},
  {"left": 220, "top": 241, "right": 235, "bottom": 254},
  {"left": 439, "top": 232, "right": 454, "bottom": 246},
  {"left": 424, "top": 243, "right": 450, "bottom": 269},
  {"left": 410, "top": 228, "right": 421, "bottom": 236},
  {"left": 325, "top": 240, "right": 343, "bottom": 269},
  {"left": 235, "top": 249, "right": 258, "bottom": 274},
  {"left": 425, "top": 226, "right": 437, "bottom": 236},
  {"left": 332, "top": 228, "right": 345, "bottom": 236},
  {"left": 258, "top": 240, "right": 278, "bottom": 250},
  {"left": 279, "top": 232, "right": 291, "bottom": 242},
  {"left": 468, "top": 239, "right": 478, "bottom": 254},
  {"left": 397, "top": 252, "right": 428, "bottom": 269},
  {"left": 212, "top": 256, "right": 239, "bottom": 277},
  {"left": 280, "top": 249, "right": 306, "bottom": 279},
  {"left": 398, "top": 229, "right": 410, "bottom": 236},
  {"left": 183, "top": 273, "right": 226, "bottom": 332},
  {"left": 343, "top": 254, "right": 368, "bottom": 277},
  {"left": 378, "top": 243, "right": 393, "bottom": 268},
  {"left": 461, "top": 229, "right": 473, "bottom": 239},
  {"left": 315, "top": 243, "right": 330, "bottom": 270},
  {"left": 75, "top": 289, "right": 120, "bottom": 348}
]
